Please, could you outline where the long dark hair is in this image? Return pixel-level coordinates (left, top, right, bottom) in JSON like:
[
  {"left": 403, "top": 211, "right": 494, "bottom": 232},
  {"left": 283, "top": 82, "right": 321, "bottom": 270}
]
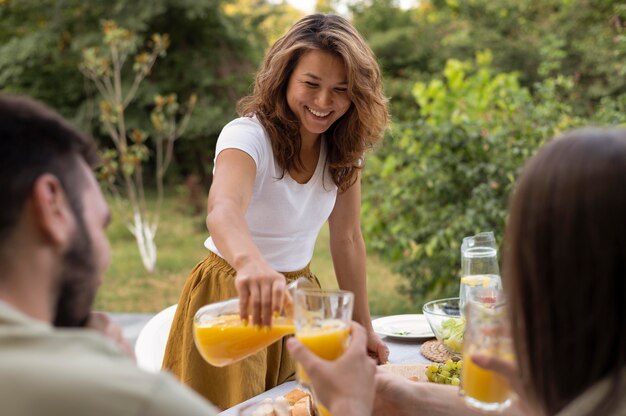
[{"left": 504, "top": 128, "right": 626, "bottom": 415}]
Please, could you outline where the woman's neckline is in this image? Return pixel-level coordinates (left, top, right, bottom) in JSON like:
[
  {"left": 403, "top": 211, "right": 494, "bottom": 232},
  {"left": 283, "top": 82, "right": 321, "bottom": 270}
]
[{"left": 287, "top": 137, "right": 324, "bottom": 185}]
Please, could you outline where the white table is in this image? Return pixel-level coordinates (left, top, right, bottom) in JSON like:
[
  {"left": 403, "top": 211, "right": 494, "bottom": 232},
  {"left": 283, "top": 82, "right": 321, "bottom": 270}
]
[{"left": 218, "top": 335, "right": 432, "bottom": 415}]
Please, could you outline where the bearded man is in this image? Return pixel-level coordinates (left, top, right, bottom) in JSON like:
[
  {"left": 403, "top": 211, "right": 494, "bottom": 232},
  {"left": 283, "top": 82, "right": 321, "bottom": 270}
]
[{"left": 0, "top": 94, "right": 218, "bottom": 416}]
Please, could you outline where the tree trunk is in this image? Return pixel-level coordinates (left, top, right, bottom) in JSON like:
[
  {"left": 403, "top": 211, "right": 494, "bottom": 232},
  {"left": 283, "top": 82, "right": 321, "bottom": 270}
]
[{"left": 132, "top": 210, "right": 157, "bottom": 272}]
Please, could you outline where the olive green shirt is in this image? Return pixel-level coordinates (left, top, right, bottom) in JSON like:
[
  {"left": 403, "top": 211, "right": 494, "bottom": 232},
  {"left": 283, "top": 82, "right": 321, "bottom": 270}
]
[{"left": 0, "top": 302, "right": 218, "bottom": 416}]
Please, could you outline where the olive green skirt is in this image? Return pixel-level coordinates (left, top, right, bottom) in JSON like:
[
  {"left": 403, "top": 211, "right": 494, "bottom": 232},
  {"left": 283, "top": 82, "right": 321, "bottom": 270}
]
[{"left": 162, "top": 251, "right": 320, "bottom": 410}]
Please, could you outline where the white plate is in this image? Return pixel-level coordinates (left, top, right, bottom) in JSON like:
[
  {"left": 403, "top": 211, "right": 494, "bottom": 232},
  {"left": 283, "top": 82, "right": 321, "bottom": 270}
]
[{"left": 372, "top": 314, "right": 435, "bottom": 340}]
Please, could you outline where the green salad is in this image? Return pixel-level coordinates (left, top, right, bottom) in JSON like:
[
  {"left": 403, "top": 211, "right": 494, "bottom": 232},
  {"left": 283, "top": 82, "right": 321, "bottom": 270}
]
[{"left": 440, "top": 316, "right": 465, "bottom": 353}]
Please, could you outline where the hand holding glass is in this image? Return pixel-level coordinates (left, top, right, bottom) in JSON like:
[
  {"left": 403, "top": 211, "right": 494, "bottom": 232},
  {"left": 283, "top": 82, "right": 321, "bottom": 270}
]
[
  {"left": 461, "top": 288, "right": 514, "bottom": 412},
  {"left": 294, "top": 288, "right": 354, "bottom": 416}
]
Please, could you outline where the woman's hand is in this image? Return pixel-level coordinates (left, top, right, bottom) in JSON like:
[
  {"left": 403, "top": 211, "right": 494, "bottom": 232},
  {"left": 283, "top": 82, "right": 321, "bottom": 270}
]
[
  {"left": 287, "top": 322, "right": 377, "bottom": 416},
  {"left": 234, "top": 260, "right": 287, "bottom": 328},
  {"left": 366, "top": 330, "right": 389, "bottom": 364}
]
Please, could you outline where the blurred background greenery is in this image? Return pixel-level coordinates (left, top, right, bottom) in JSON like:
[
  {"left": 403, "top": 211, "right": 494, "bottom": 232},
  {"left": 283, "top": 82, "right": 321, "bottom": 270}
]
[{"left": 2, "top": 0, "right": 625, "bottom": 314}]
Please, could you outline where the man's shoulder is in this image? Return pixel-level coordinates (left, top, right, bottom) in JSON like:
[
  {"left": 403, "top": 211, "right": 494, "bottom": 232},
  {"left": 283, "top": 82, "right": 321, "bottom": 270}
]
[{"left": 0, "top": 329, "right": 218, "bottom": 416}]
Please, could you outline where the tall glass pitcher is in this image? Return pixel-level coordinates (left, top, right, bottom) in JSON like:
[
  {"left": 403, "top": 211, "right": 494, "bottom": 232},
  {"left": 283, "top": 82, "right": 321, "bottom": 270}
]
[{"left": 459, "top": 231, "right": 502, "bottom": 313}]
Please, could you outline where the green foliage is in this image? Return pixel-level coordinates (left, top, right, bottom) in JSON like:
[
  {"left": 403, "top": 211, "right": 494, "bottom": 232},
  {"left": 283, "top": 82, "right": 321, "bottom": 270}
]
[
  {"left": 350, "top": 0, "right": 626, "bottom": 306},
  {"left": 353, "top": 0, "right": 626, "bottom": 117},
  {"left": 361, "top": 55, "right": 588, "bottom": 305},
  {"left": 0, "top": 0, "right": 271, "bottom": 182}
]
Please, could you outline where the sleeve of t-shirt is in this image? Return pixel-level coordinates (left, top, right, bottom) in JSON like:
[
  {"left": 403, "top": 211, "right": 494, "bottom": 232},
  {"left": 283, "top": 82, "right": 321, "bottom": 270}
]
[
  {"left": 140, "top": 374, "right": 219, "bottom": 416},
  {"left": 214, "top": 117, "right": 267, "bottom": 173}
]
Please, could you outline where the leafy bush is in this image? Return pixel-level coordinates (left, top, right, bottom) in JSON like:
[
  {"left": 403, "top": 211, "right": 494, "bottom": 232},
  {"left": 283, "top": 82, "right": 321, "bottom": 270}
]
[{"left": 362, "top": 53, "right": 586, "bottom": 305}]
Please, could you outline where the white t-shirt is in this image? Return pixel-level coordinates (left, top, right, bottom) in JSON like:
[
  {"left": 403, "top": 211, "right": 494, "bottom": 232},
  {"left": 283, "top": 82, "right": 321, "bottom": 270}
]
[{"left": 204, "top": 116, "right": 338, "bottom": 271}]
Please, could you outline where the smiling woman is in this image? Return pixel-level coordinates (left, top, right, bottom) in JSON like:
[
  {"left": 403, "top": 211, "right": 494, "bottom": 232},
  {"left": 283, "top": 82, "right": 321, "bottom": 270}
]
[{"left": 162, "top": 13, "right": 389, "bottom": 409}]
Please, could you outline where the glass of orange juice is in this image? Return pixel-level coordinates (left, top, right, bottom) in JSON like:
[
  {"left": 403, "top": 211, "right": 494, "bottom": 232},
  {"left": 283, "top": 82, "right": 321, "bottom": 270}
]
[
  {"left": 294, "top": 288, "right": 354, "bottom": 416},
  {"left": 460, "top": 287, "right": 514, "bottom": 412}
]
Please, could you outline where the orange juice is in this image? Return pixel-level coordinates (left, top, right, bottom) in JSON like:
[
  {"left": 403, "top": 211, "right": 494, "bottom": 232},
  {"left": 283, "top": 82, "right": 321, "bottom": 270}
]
[
  {"left": 296, "top": 320, "right": 350, "bottom": 358},
  {"left": 193, "top": 314, "right": 295, "bottom": 367},
  {"left": 295, "top": 320, "right": 350, "bottom": 416},
  {"left": 462, "top": 353, "right": 511, "bottom": 404}
]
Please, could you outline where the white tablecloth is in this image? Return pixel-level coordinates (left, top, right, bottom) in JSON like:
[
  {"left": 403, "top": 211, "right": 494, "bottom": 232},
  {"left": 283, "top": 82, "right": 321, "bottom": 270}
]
[{"left": 218, "top": 335, "right": 432, "bottom": 415}]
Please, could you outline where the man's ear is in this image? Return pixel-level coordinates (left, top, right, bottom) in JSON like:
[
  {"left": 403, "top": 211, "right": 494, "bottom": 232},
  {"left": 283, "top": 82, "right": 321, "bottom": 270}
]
[{"left": 31, "top": 174, "right": 76, "bottom": 247}]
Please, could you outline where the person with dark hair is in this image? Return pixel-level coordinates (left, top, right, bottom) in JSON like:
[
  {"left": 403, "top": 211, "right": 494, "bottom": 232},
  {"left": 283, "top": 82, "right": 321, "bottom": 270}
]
[
  {"left": 163, "top": 13, "right": 390, "bottom": 408},
  {"left": 289, "top": 127, "right": 626, "bottom": 416},
  {"left": 499, "top": 127, "right": 626, "bottom": 416},
  {"left": 0, "top": 94, "right": 219, "bottom": 416}
]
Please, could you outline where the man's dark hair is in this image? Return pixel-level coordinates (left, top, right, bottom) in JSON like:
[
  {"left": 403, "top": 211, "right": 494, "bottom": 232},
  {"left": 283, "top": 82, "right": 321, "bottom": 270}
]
[{"left": 0, "top": 94, "right": 99, "bottom": 244}]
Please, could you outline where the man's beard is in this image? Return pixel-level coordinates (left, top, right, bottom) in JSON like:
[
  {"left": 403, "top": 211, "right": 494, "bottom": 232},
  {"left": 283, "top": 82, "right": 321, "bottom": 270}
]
[{"left": 53, "top": 217, "right": 98, "bottom": 328}]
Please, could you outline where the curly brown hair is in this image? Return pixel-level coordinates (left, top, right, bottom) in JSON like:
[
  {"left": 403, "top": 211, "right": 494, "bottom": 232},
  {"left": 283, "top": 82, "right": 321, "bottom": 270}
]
[{"left": 237, "top": 14, "right": 389, "bottom": 192}]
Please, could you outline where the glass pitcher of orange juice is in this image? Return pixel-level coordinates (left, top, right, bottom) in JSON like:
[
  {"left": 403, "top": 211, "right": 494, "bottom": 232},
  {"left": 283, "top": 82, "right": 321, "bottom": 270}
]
[{"left": 193, "top": 277, "right": 314, "bottom": 367}]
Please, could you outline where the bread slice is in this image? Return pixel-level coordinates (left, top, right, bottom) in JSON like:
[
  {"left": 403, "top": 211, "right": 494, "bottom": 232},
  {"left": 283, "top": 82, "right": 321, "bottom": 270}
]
[
  {"left": 291, "top": 394, "right": 316, "bottom": 416},
  {"left": 379, "top": 363, "right": 428, "bottom": 382},
  {"left": 283, "top": 389, "right": 309, "bottom": 406}
]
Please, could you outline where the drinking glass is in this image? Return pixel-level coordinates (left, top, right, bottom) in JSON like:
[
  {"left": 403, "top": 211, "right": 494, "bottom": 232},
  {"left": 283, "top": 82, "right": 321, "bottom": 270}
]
[
  {"left": 192, "top": 277, "right": 313, "bottom": 367},
  {"left": 459, "top": 231, "right": 502, "bottom": 312},
  {"left": 294, "top": 288, "right": 354, "bottom": 416},
  {"left": 460, "top": 287, "right": 514, "bottom": 412}
]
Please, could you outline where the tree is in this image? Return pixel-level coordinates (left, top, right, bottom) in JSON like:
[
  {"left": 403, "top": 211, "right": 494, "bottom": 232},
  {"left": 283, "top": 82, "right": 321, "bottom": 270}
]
[
  {"left": 0, "top": 0, "right": 271, "bottom": 185},
  {"left": 80, "top": 21, "right": 196, "bottom": 271}
]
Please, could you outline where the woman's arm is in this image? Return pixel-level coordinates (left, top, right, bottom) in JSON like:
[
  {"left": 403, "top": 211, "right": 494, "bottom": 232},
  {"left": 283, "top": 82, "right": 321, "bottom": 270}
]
[
  {"left": 374, "top": 371, "right": 528, "bottom": 416},
  {"left": 328, "top": 171, "right": 388, "bottom": 363},
  {"left": 207, "top": 149, "right": 286, "bottom": 327}
]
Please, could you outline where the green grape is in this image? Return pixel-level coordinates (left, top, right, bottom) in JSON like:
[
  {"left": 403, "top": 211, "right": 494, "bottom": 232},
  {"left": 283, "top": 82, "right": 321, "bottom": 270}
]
[{"left": 423, "top": 359, "right": 464, "bottom": 385}]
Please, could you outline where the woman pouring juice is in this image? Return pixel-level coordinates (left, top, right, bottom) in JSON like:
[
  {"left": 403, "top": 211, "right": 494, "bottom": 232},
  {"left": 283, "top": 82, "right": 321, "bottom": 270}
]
[{"left": 162, "top": 13, "right": 390, "bottom": 409}]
